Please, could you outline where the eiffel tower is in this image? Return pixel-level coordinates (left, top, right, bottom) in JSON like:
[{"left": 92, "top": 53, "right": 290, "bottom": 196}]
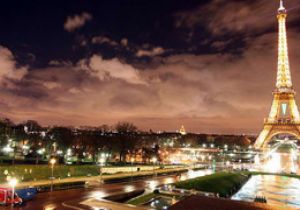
[{"left": 254, "top": 0, "right": 300, "bottom": 149}]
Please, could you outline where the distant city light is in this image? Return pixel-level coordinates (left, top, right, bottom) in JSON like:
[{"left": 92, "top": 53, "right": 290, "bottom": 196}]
[
  {"left": 67, "top": 148, "right": 72, "bottom": 156},
  {"left": 2, "top": 145, "right": 13, "bottom": 153},
  {"left": 57, "top": 150, "right": 63, "bottom": 155},
  {"left": 22, "top": 145, "right": 29, "bottom": 150},
  {"left": 37, "top": 148, "right": 45, "bottom": 155}
]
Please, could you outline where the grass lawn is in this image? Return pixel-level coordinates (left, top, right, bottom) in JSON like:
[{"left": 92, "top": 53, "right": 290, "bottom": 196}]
[
  {"left": 0, "top": 164, "right": 187, "bottom": 184},
  {"left": 174, "top": 172, "right": 249, "bottom": 197},
  {"left": 0, "top": 164, "right": 100, "bottom": 182},
  {"left": 127, "top": 193, "right": 156, "bottom": 205}
]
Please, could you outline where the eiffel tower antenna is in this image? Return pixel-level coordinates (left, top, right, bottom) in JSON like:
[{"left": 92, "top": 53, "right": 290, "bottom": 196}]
[{"left": 279, "top": 0, "right": 285, "bottom": 11}]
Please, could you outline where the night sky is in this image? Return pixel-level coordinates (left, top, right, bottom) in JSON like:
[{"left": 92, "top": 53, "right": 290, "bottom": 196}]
[{"left": 0, "top": 0, "right": 300, "bottom": 134}]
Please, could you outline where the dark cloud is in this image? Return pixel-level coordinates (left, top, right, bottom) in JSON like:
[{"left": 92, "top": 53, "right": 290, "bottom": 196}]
[
  {"left": 64, "top": 12, "right": 92, "bottom": 32},
  {"left": 0, "top": 0, "right": 300, "bottom": 134},
  {"left": 0, "top": 46, "right": 27, "bottom": 82},
  {"left": 91, "top": 36, "right": 118, "bottom": 46},
  {"left": 174, "top": 0, "right": 300, "bottom": 52},
  {"left": 2, "top": 28, "right": 299, "bottom": 133},
  {"left": 175, "top": 0, "right": 300, "bottom": 35},
  {"left": 135, "top": 47, "right": 165, "bottom": 57}
]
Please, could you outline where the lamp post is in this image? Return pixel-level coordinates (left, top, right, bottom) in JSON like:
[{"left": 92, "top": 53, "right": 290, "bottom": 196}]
[
  {"left": 130, "top": 157, "right": 135, "bottom": 182},
  {"left": 50, "top": 158, "right": 56, "bottom": 192},
  {"left": 8, "top": 178, "right": 17, "bottom": 207},
  {"left": 152, "top": 157, "right": 157, "bottom": 177},
  {"left": 99, "top": 158, "right": 105, "bottom": 184},
  {"left": 193, "top": 150, "right": 197, "bottom": 170}
]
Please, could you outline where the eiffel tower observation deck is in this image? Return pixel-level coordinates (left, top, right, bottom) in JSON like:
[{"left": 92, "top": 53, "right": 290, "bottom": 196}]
[{"left": 254, "top": 0, "right": 300, "bottom": 149}]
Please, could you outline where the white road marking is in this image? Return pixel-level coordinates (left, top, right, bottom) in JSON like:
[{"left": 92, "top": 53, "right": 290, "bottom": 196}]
[{"left": 62, "top": 202, "right": 85, "bottom": 210}]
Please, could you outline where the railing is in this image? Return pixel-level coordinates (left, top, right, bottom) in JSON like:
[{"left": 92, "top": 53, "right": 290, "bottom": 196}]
[
  {"left": 272, "top": 88, "right": 295, "bottom": 94},
  {"left": 264, "top": 118, "right": 300, "bottom": 125}
]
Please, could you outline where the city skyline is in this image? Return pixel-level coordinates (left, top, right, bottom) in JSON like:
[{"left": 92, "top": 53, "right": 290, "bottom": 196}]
[
  {"left": 1, "top": 0, "right": 300, "bottom": 133},
  {"left": 0, "top": 1, "right": 300, "bottom": 210}
]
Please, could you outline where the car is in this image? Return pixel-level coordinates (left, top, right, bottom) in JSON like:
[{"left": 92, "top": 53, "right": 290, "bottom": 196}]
[{"left": 0, "top": 188, "right": 23, "bottom": 206}]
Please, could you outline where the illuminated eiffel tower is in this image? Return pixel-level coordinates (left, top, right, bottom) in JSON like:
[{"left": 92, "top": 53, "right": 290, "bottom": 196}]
[{"left": 254, "top": 0, "right": 300, "bottom": 149}]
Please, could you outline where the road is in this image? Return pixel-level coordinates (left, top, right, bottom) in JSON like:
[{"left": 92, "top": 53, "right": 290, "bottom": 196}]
[{"left": 1, "top": 169, "right": 212, "bottom": 210}]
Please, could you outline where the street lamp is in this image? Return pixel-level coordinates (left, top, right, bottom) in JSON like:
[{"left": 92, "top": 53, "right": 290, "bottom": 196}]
[
  {"left": 152, "top": 157, "right": 157, "bottom": 177},
  {"left": 50, "top": 158, "right": 56, "bottom": 192},
  {"left": 9, "top": 178, "right": 17, "bottom": 207},
  {"left": 130, "top": 157, "right": 135, "bottom": 182},
  {"left": 193, "top": 151, "right": 197, "bottom": 169},
  {"left": 99, "top": 158, "right": 105, "bottom": 184}
]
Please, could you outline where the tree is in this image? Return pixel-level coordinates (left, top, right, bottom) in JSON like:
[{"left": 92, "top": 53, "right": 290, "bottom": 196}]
[
  {"left": 115, "top": 122, "right": 137, "bottom": 133},
  {"left": 48, "top": 127, "right": 74, "bottom": 154},
  {"left": 18, "top": 120, "right": 43, "bottom": 164},
  {"left": 114, "top": 122, "right": 138, "bottom": 162},
  {"left": 98, "top": 124, "right": 111, "bottom": 133},
  {"left": 22, "top": 120, "right": 42, "bottom": 133},
  {"left": 0, "top": 118, "right": 14, "bottom": 147}
]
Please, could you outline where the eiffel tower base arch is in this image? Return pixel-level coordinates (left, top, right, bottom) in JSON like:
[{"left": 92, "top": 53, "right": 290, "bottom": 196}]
[{"left": 254, "top": 124, "right": 300, "bottom": 149}]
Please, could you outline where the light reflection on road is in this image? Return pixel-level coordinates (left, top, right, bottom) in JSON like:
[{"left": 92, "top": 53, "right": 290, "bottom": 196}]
[
  {"left": 138, "top": 169, "right": 214, "bottom": 190},
  {"left": 232, "top": 175, "right": 300, "bottom": 208},
  {"left": 44, "top": 204, "right": 57, "bottom": 210},
  {"left": 91, "top": 191, "right": 108, "bottom": 200},
  {"left": 88, "top": 168, "right": 213, "bottom": 199},
  {"left": 6, "top": 167, "right": 212, "bottom": 210},
  {"left": 124, "top": 185, "right": 136, "bottom": 192},
  {"left": 233, "top": 153, "right": 300, "bottom": 209},
  {"left": 84, "top": 169, "right": 213, "bottom": 209},
  {"left": 145, "top": 180, "right": 160, "bottom": 191},
  {"left": 178, "top": 169, "right": 213, "bottom": 181},
  {"left": 185, "top": 169, "right": 213, "bottom": 179},
  {"left": 253, "top": 152, "right": 300, "bottom": 174},
  {"left": 7, "top": 168, "right": 213, "bottom": 210}
]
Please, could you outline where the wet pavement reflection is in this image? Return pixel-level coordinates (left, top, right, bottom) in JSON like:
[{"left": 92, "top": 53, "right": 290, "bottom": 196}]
[
  {"left": 232, "top": 175, "right": 300, "bottom": 208},
  {"left": 233, "top": 153, "right": 300, "bottom": 209},
  {"left": 5, "top": 169, "right": 212, "bottom": 210},
  {"left": 253, "top": 152, "right": 300, "bottom": 174}
]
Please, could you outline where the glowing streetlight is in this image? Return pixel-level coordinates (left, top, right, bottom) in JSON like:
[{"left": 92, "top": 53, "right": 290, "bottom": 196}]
[
  {"left": 152, "top": 157, "right": 158, "bottom": 177},
  {"left": 9, "top": 178, "right": 17, "bottom": 207},
  {"left": 224, "top": 144, "right": 228, "bottom": 148},
  {"left": 99, "top": 158, "right": 105, "bottom": 183},
  {"left": 152, "top": 157, "right": 157, "bottom": 166},
  {"left": 50, "top": 158, "right": 56, "bottom": 165},
  {"left": 130, "top": 157, "right": 135, "bottom": 182},
  {"left": 50, "top": 158, "right": 56, "bottom": 192},
  {"left": 201, "top": 155, "right": 205, "bottom": 162}
]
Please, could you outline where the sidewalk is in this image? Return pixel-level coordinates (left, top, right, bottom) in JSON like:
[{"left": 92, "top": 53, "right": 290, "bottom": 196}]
[
  {"left": 0, "top": 167, "right": 187, "bottom": 188},
  {"left": 81, "top": 198, "right": 147, "bottom": 210}
]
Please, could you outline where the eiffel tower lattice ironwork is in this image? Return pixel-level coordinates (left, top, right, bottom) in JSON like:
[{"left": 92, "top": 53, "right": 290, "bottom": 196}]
[{"left": 254, "top": 0, "right": 300, "bottom": 149}]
